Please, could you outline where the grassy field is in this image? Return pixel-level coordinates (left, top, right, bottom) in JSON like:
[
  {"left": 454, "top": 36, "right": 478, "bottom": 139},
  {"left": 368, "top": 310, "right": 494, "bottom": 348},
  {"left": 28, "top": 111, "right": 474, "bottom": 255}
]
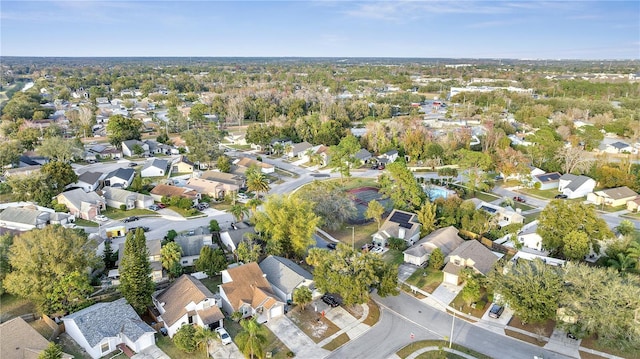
[
  {"left": 200, "top": 276, "right": 222, "bottom": 293},
  {"left": 321, "top": 332, "right": 349, "bottom": 351},
  {"left": 100, "top": 207, "right": 158, "bottom": 219},
  {"left": 405, "top": 267, "right": 443, "bottom": 294},
  {"left": 383, "top": 249, "right": 404, "bottom": 266},
  {"left": 325, "top": 222, "right": 378, "bottom": 250},
  {"left": 449, "top": 287, "right": 490, "bottom": 318},
  {"left": 156, "top": 335, "right": 209, "bottom": 359},
  {"left": 0, "top": 293, "right": 36, "bottom": 322}
]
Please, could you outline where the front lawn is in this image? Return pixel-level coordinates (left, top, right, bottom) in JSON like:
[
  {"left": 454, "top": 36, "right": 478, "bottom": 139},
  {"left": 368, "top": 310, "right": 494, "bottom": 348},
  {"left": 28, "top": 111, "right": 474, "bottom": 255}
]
[
  {"left": 405, "top": 267, "right": 443, "bottom": 294},
  {"left": 472, "top": 192, "right": 501, "bottom": 202},
  {"left": 325, "top": 222, "right": 378, "bottom": 250},
  {"left": 362, "top": 299, "right": 380, "bottom": 326},
  {"left": 75, "top": 218, "right": 99, "bottom": 227},
  {"left": 519, "top": 188, "right": 558, "bottom": 199},
  {"left": 223, "top": 318, "right": 291, "bottom": 359},
  {"left": 200, "top": 276, "right": 222, "bottom": 293},
  {"left": 0, "top": 293, "right": 36, "bottom": 322},
  {"left": 288, "top": 305, "right": 340, "bottom": 343},
  {"left": 448, "top": 287, "right": 491, "bottom": 318},
  {"left": 507, "top": 316, "right": 555, "bottom": 339},
  {"left": 156, "top": 334, "right": 209, "bottom": 359},
  {"left": 100, "top": 207, "right": 157, "bottom": 219},
  {"left": 580, "top": 334, "right": 640, "bottom": 359},
  {"left": 523, "top": 211, "right": 541, "bottom": 224},
  {"left": 396, "top": 340, "right": 492, "bottom": 359}
]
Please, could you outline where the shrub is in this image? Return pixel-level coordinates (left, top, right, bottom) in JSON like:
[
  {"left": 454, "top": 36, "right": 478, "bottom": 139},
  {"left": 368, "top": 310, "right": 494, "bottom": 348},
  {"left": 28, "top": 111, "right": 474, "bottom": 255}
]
[
  {"left": 388, "top": 237, "right": 407, "bottom": 251},
  {"left": 120, "top": 204, "right": 127, "bottom": 211},
  {"left": 174, "top": 325, "right": 197, "bottom": 353}
]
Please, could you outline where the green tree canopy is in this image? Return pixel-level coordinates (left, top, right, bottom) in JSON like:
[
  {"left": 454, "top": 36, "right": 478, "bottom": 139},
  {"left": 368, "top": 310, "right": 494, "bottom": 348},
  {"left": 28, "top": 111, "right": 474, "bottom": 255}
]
[
  {"left": 37, "top": 136, "right": 83, "bottom": 163},
  {"left": 195, "top": 246, "right": 227, "bottom": 276},
  {"left": 174, "top": 324, "right": 197, "bottom": 353},
  {"left": 365, "top": 199, "right": 385, "bottom": 230},
  {"left": 379, "top": 161, "right": 426, "bottom": 211},
  {"left": 235, "top": 317, "right": 268, "bottom": 359},
  {"left": 38, "top": 342, "right": 63, "bottom": 359},
  {"left": 119, "top": 228, "right": 154, "bottom": 313},
  {"left": 41, "top": 161, "right": 78, "bottom": 192},
  {"left": 293, "top": 286, "right": 313, "bottom": 310},
  {"left": 160, "top": 241, "right": 183, "bottom": 278},
  {"left": 329, "top": 135, "right": 361, "bottom": 181},
  {"left": 4, "top": 226, "right": 98, "bottom": 313},
  {"left": 106, "top": 115, "right": 142, "bottom": 148},
  {"left": 296, "top": 181, "right": 356, "bottom": 231}
]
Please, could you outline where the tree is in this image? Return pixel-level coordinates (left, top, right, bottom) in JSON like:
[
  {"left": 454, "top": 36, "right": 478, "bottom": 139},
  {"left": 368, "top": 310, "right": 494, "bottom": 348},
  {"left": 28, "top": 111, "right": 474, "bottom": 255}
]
[
  {"left": 607, "top": 252, "right": 636, "bottom": 273},
  {"left": 119, "top": 228, "right": 154, "bottom": 314},
  {"left": 4, "top": 226, "right": 98, "bottom": 313},
  {"left": 37, "top": 137, "right": 83, "bottom": 163},
  {"left": 488, "top": 259, "right": 563, "bottom": 324},
  {"left": 416, "top": 202, "right": 437, "bottom": 236},
  {"left": 41, "top": 161, "right": 78, "bottom": 192},
  {"left": 365, "top": 200, "right": 385, "bottom": 230},
  {"left": 455, "top": 149, "right": 494, "bottom": 194},
  {"left": 388, "top": 237, "right": 407, "bottom": 251},
  {"left": 195, "top": 247, "right": 227, "bottom": 276},
  {"left": 46, "top": 270, "right": 94, "bottom": 313},
  {"left": 0, "top": 234, "right": 13, "bottom": 295},
  {"left": 293, "top": 286, "right": 312, "bottom": 310},
  {"left": 537, "top": 201, "right": 612, "bottom": 259},
  {"left": 428, "top": 248, "right": 445, "bottom": 269},
  {"left": 106, "top": 115, "right": 142, "bottom": 148},
  {"left": 39, "top": 342, "right": 63, "bottom": 359},
  {"left": 182, "top": 126, "right": 221, "bottom": 168},
  {"left": 246, "top": 166, "right": 270, "bottom": 196},
  {"left": 209, "top": 220, "right": 221, "bottom": 233},
  {"left": 161, "top": 241, "right": 183, "bottom": 278},
  {"left": 460, "top": 269, "right": 481, "bottom": 305},
  {"left": 254, "top": 195, "right": 321, "bottom": 258},
  {"left": 329, "top": 135, "right": 360, "bottom": 182},
  {"left": 235, "top": 318, "right": 268, "bottom": 359},
  {"left": 174, "top": 324, "right": 197, "bottom": 353},
  {"left": 379, "top": 161, "right": 426, "bottom": 211},
  {"left": 217, "top": 154, "right": 232, "bottom": 173},
  {"left": 627, "top": 241, "right": 640, "bottom": 270},
  {"left": 554, "top": 147, "right": 594, "bottom": 174},
  {"left": 616, "top": 220, "right": 636, "bottom": 236},
  {"left": 236, "top": 240, "right": 261, "bottom": 263},
  {"left": 562, "top": 230, "right": 591, "bottom": 260},
  {"left": 306, "top": 244, "right": 398, "bottom": 305},
  {"left": 230, "top": 204, "right": 250, "bottom": 223},
  {"left": 6, "top": 173, "right": 55, "bottom": 206},
  {"left": 194, "top": 326, "right": 216, "bottom": 356},
  {"left": 297, "top": 181, "right": 356, "bottom": 231},
  {"left": 103, "top": 239, "right": 117, "bottom": 269}
]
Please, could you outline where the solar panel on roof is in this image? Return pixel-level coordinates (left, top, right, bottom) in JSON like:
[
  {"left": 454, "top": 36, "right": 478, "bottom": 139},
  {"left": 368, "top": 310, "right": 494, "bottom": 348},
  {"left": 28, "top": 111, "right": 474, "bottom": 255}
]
[
  {"left": 399, "top": 222, "right": 413, "bottom": 229},
  {"left": 480, "top": 206, "right": 497, "bottom": 214},
  {"left": 389, "top": 212, "right": 412, "bottom": 224}
]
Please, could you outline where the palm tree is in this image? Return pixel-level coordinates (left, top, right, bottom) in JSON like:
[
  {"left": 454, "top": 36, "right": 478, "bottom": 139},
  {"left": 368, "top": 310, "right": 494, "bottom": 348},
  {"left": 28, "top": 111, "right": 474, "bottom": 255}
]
[
  {"left": 246, "top": 198, "right": 263, "bottom": 216},
  {"left": 626, "top": 241, "right": 640, "bottom": 270},
  {"left": 235, "top": 318, "right": 268, "bottom": 359},
  {"left": 230, "top": 203, "right": 249, "bottom": 222},
  {"left": 160, "top": 242, "right": 182, "bottom": 278},
  {"left": 246, "top": 168, "right": 270, "bottom": 196},
  {"left": 607, "top": 252, "right": 636, "bottom": 273},
  {"left": 194, "top": 326, "right": 216, "bottom": 356}
]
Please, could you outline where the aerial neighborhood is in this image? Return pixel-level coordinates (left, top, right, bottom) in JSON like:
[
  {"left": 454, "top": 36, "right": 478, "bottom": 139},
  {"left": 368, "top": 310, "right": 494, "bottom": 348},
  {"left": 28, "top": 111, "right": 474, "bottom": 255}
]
[{"left": 0, "top": 57, "right": 639, "bottom": 359}]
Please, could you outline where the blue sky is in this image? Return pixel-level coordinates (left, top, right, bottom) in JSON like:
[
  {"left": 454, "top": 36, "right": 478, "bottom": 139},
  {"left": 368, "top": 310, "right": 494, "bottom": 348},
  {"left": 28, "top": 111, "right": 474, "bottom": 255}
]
[{"left": 1, "top": 1, "right": 639, "bottom": 59}]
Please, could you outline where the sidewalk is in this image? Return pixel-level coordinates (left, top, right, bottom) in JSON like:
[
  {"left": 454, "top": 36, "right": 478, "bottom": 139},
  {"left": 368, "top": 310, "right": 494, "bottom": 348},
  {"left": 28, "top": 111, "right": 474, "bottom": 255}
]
[
  {"left": 264, "top": 315, "right": 330, "bottom": 359},
  {"left": 317, "top": 303, "right": 370, "bottom": 347}
]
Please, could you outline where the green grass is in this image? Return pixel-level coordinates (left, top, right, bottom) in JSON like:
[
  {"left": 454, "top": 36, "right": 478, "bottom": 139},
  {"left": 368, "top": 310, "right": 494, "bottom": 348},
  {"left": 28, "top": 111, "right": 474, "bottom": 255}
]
[
  {"left": 100, "top": 207, "right": 157, "bottom": 219},
  {"left": 449, "top": 287, "right": 490, "bottom": 318},
  {"left": 519, "top": 188, "right": 559, "bottom": 199},
  {"left": 223, "top": 319, "right": 291, "bottom": 359},
  {"left": 200, "top": 275, "right": 222, "bottom": 293},
  {"left": 75, "top": 218, "right": 99, "bottom": 227},
  {"left": 416, "top": 351, "right": 467, "bottom": 359},
  {"left": 0, "top": 293, "right": 36, "bottom": 322},
  {"left": 523, "top": 211, "right": 541, "bottom": 224},
  {"left": 396, "top": 340, "right": 492, "bottom": 359},
  {"left": 156, "top": 335, "right": 209, "bottom": 359},
  {"left": 321, "top": 333, "right": 350, "bottom": 351},
  {"left": 362, "top": 299, "right": 380, "bottom": 326},
  {"left": 473, "top": 192, "right": 501, "bottom": 202},
  {"left": 325, "top": 222, "right": 379, "bottom": 250},
  {"left": 383, "top": 249, "right": 404, "bottom": 266},
  {"left": 405, "top": 267, "right": 443, "bottom": 294}
]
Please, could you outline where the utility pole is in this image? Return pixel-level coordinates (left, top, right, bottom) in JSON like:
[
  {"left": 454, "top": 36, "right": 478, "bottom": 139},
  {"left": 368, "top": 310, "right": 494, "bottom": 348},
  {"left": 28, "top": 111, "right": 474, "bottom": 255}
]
[
  {"left": 449, "top": 311, "right": 455, "bottom": 348},
  {"left": 347, "top": 226, "right": 355, "bottom": 250}
]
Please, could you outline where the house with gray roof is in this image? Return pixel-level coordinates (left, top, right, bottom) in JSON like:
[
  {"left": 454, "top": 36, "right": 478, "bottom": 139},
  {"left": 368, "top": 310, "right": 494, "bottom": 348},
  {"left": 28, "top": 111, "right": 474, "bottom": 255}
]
[
  {"left": 259, "top": 255, "right": 315, "bottom": 302},
  {"left": 443, "top": 240, "right": 500, "bottom": 285},
  {"left": 532, "top": 172, "right": 562, "bottom": 190},
  {"left": 219, "top": 221, "right": 256, "bottom": 252},
  {"left": 102, "top": 186, "right": 154, "bottom": 210},
  {"left": 0, "top": 207, "right": 50, "bottom": 231},
  {"left": 372, "top": 209, "right": 422, "bottom": 247},
  {"left": 121, "top": 140, "right": 149, "bottom": 157},
  {"left": 605, "top": 141, "right": 635, "bottom": 154},
  {"left": 74, "top": 171, "right": 104, "bottom": 192},
  {"left": 288, "top": 141, "right": 313, "bottom": 158},
  {"left": 558, "top": 174, "right": 595, "bottom": 199},
  {"left": 1, "top": 317, "right": 73, "bottom": 359},
  {"left": 403, "top": 226, "right": 465, "bottom": 266},
  {"left": 175, "top": 228, "right": 215, "bottom": 267},
  {"left": 141, "top": 158, "right": 168, "bottom": 178},
  {"left": 62, "top": 298, "right": 155, "bottom": 359},
  {"left": 104, "top": 168, "right": 135, "bottom": 189},
  {"left": 56, "top": 189, "right": 105, "bottom": 220},
  {"left": 153, "top": 274, "right": 224, "bottom": 338},
  {"left": 587, "top": 186, "right": 639, "bottom": 207},
  {"left": 354, "top": 148, "right": 372, "bottom": 164}
]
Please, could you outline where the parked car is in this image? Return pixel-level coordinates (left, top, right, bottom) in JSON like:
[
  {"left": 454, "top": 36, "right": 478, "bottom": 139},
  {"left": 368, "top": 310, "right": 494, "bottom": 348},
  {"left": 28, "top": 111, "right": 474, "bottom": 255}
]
[
  {"left": 322, "top": 294, "right": 340, "bottom": 307},
  {"left": 513, "top": 196, "right": 526, "bottom": 203},
  {"left": 156, "top": 203, "right": 166, "bottom": 209},
  {"left": 326, "top": 242, "right": 337, "bottom": 250},
  {"left": 215, "top": 327, "right": 232, "bottom": 345},
  {"left": 123, "top": 216, "right": 139, "bottom": 223},
  {"left": 361, "top": 243, "right": 374, "bottom": 251},
  {"left": 237, "top": 193, "right": 249, "bottom": 200},
  {"left": 128, "top": 162, "right": 137, "bottom": 167},
  {"left": 566, "top": 332, "right": 577, "bottom": 340},
  {"left": 489, "top": 304, "right": 504, "bottom": 318},
  {"left": 149, "top": 204, "right": 160, "bottom": 211},
  {"left": 196, "top": 203, "right": 208, "bottom": 211},
  {"left": 372, "top": 246, "right": 384, "bottom": 254},
  {"left": 554, "top": 194, "right": 568, "bottom": 199},
  {"left": 95, "top": 215, "right": 108, "bottom": 222},
  {"left": 129, "top": 226, "right": 150, "bottom": 233}
]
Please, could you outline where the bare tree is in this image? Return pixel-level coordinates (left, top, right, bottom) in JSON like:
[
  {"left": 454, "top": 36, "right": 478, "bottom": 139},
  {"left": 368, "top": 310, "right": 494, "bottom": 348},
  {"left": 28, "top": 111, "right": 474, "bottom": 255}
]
[
  {"left": 554, "top": 146, "right": 594, "bottom": 174},
  {"left": 226, "top": 95, "right": 245, "bottom": 126}
]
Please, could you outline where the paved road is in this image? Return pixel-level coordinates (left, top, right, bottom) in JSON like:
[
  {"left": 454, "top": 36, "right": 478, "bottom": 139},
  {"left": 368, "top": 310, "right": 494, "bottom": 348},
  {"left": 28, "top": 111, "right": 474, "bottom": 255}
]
[{"left": 329, "top": 292, "right": 574, "bottom": 359}]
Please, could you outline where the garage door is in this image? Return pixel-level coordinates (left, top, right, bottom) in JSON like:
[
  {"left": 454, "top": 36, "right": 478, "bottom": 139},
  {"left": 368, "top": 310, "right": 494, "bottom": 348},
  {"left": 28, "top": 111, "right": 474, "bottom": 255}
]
[
  {"left": 443, "top": 272, "right": 459, "bottom": 285},
  {"left": 270, "top": 305, "right": 284, "bottom": 319}
]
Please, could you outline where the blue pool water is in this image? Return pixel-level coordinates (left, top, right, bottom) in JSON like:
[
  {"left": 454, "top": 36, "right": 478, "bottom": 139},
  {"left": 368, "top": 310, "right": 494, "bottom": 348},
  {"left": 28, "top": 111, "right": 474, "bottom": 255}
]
[{"left": 427, "top": 186, "right": 450, "bottom": 201}]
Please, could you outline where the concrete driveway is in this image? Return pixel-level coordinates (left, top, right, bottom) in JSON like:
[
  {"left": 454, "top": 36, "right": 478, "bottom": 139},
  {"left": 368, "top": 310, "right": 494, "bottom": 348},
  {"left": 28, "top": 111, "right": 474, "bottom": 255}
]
[
  {"left": 422, "top": 282, "right": 462, "bottom": 311},
  {"left": 398, "top": 263, "right": 419, "bottom": 283},
  {"left": 264, "top": 315, "right": 330, "bottom": 359},
  {"left": 131, "top": 345, "right": 170, "bottom": 359},
  {"left": 208, "top": 339, "right": 242, "bottom": 359}
]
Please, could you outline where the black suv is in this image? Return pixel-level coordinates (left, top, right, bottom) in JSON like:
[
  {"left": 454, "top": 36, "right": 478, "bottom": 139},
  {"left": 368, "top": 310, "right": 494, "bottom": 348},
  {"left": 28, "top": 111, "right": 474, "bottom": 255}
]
[
  {"left": 554, "top": 194, "right": 568, "bottom": 199},
  {"left": 123, "top": 216, "right": 139, "bottom": 223},
  {"left": 489, "top": 304, "right": 504, "bottom": 318},
  {"left": 326, "top": 243, "right": 337, "bottom": 250},
  {"left": 322, "top": 294, "right": 340, "bottom": 307}
]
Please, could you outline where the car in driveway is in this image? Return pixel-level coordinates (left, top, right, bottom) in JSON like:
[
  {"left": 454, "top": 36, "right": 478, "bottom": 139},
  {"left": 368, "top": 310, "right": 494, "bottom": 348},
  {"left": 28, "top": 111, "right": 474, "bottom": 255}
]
[
  {"left": 513, "top": 196, "right": 526, "bottom": 203},
  {"left": 149, "top": 204, "right": 160, "bottom": 211},
  {"left": 215, "top": 327, "right": 232, "bottom": 345},
  {"left": 123, "top": 216, "right": 139, "bottom": 223},
  {"left": 322, "top": 294, "right": 340, "bottom": 307},
  {"left": 489, "top": 304, "right": 504, "bottom": 318},
  {"left": 95, "top": 215, "right": 108, "bottom": 222},
  {"left": 554, "top": 194, "right": 568, "bottom": 199},
  {"left": 326, "top": 242, "right": 337, "bottom": 250},
  {"left": 237, "top": 193, "right": 249, "bottom": 200},
  {"left": 156, "top": 203, "right": 166, "bottom": 209},
  {"left": 129, "top": 226, "right": 150, "bottom": 233},
  {"left": 371, "top": 246, "right": 385, "bottom": 254}
]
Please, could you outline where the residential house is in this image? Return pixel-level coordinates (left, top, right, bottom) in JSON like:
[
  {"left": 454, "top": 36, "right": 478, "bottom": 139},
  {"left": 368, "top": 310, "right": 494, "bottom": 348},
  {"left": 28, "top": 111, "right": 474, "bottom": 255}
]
[
  {"left": 172, "top": 156, "right": 196, "bottom": 174},
  {"left": 0, "top": 207, "right": 51, "bottom": 231},
  {"left": 403, "top": 226, "right": 465, "bottom": 266},
  {"left": 73, "top": 171, "right": 103, "bottom": 192},
  {"left": 288, "top": 141, "right": 313, "bottom": 158},
  {"left": 19, "top": 154, "right": 49, "bottom": 167},
  {"left": 259, "top": 255, "right": 315, "bottom": 302},
  {"left": 150, "top": 184, "right": 200, "bottom": 203},
  {"left": 121, "top": 140, "right": 149, "bottom": 157},
  {"left": 219, "top": 221, "right": 256, "bottom": 252},
  {"left": 102, "top": 186, "right": 154, "bottom": 210},
  {"left": 502, "top": 166, "right": 545, "bottom": 183},
  {"left": 515, "top": 220, "right": 544, "bottom": 251},
  {"left": 442, "top": 240, "right": 499, "bottom": 285},
  {"left": 219, "top": 262, "right": 285, "bottom": 323},
  {"left": 4, "top": 165, "right": 40, "bottom": 178},
  {"left": 235, "top": 157, "right": 275, "bottom": 174},
  {"left": 141, "top": 159, "right": 168, "bottom": 178},
  {"left": 605, "top": 141, "right": 635, "bottom": 154},
  {"left": 200, "top": 171, "right": 246, "bottom": 188},
  {"left": 372, "top": 209, "right": 422, "bottom": 247},
  {"left": 104, "top": 168, "right": 135, "bottom": 189},
  {"left": 112, "top": 239, "right": 163, "bottom": 284},
  {"left": 627, "top": 196, "right": 640, "bottom": 212},
  {"left": 175, "top": 228, "right": 214, "bottom": 267},
  {"left": 89, "top": 144, "right": 122, "bottom": 159},
  {"left": 354, "top": 148, "right": 372, "bottom": 165},
  {"left": 587, "top": 186, "right": 639, "bottom": 207},
  {"left": 152, "top": 274, "right": 224, "bottom": 337},
  {"left": 511, "top": 250, "right": 566, "bottom": 267},
  {"left": 558, "top": 174, "right": 596, "bottom": 199},
  {"left": 62, "top": 298, "right": 155, "bottom": 359},
  {"left": 531, "top": 172, "right": 562, "bottom": 190},
  {"left": 0, "top": 317, "right": 72, "bottom": 359},
  {"left": 186, "top": 177, "right": 239, "bottom": 200},
  {"left": 311, "top": 145, "right": 331, "bottom": 166},
  {"left": 144, "top": 139, "right": 172, "bottom": 155},
  {"left": 378, "top": 149, "right": 399, "bottom": 164},
  {"left": 56, "top": 189, "right": 105, "bottom": 220},
  {"left": 471, "top": 199, "right": 525, "bottom": 227}
]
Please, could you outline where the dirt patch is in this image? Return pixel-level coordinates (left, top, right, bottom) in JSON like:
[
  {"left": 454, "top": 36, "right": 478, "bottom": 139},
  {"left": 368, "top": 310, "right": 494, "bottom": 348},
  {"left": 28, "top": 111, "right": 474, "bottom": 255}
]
[
  {"left": 504, "top": 329, "right": 546, "bottom": 347},
  {"left": 579, "top": 351, "right": 609, "bottom": 359},
  {"left": 507, "top": 317, "right": 555, "bottom": 338},
  {"left": 287, "top": 306, "right": 340, "bottom": 343},
  {"left": 342, "top": 304, "right": 363, "bottom": 320}
]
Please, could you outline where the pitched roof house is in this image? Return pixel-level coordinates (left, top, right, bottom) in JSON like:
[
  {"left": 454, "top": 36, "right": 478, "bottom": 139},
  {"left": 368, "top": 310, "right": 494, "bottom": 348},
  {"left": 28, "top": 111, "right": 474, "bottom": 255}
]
[
  {"left": 354, "top": 148, "right": 372, "bottom": 163},
  {"left": 587, "top": 186, "right": 639, "bottom": 207},
  {"left": 288, "top": 141, "right": 313, "bottom": 158},
  {"left": 443, "top": 240, "right": 499, "bottom": 285},
  {"left": 102, "top": 186, "right": 154, "bottom": 210},
  {"left": 140, "top": 159, "right": 168, "bottom": 178},
  {"left": 149, "top": 184, "right": 199, "bottom": 202},
  {"left": 0, "top": 207, "right": 51, "bottom": 231},
  {"left": 186, "top": 177, "right": 239, "bottom": 199},
  {"left": 104, "top": 168, "right": 135, "bottom": 189},
  {"left": 62, "top": 298, "right": 155, "bottom": 359},
  {"left": 259, "top": 255, "right": 315, "bottom": 302},
  {"left": 175, "top": 228, "right": 214, "bottom": 267},
  {"left": 403, "top": 226, "right": 465, "bottom": 266},
  {"left": 74, "top": 171, "right": 104, "bottom": 192},
  {"left": 56, "top": 189, "right": 105, "bottom": 220},
  {"left": 153, "top": 274, "right": 224, "bottom": 337},
  {"left": 171, "top": 156, "right": 196, "bottom": 173},
  {"left": 372, "top": 209, "right": 422, "bottom": 247},
  {"left": 121, "top": 140, "right": 149, "bottom": 157},
  {"left": 219, "top": 221, "right": 256, "bottom": 252},
  {"left": 219, "top": 262, "right": 285, "bottom": 323},
  {"left": 235, "top": 157, "right": 275, "bottom": 174},
  {"left": 200, "top": 171, "right": 246, "bottom": 188},
  {"left": 532, "top": 172, "right": 562, "bottom": 190},
  {"left": 112, "top": 239, "right": 163, "bottom": 284},
  {"left": 627, "top": 196, "right": 640, "bottom": 213},
  {"left": 471, "top": 199, "right": 525, "bottom": 227},
  {"left": 0, "top": 317, "right": 72, "bottom": 359},
  {"left": 558, "top": 174, "right": 596, "bottom": 199}
]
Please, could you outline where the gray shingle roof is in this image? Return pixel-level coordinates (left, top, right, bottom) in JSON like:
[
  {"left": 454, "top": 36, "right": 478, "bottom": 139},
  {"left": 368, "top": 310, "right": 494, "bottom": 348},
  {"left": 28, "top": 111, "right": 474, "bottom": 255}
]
[
  {"left": 106, "top": 168, "right": 135, "bottom": 181},
  {"left": 564, "top": 175, "right": 593, "bottom": 191},
  {"left": 445, "top": 240, "right": 498, "bottom": 275},
  {"left": 63, "top": 298, "right": 154, "bottom": 347},
  {"left": 58, "top": 188, "right": 104, "bottom": 210},
  {"left": 78, "top": 171, "right": 103, "bottom": 185},
  {"left": 259, "top": 255, "right": 313, "bottom": 295},
  {"left": 142, "top": 158, "right": 168, "bottom": 171},
  {"left": 0, "top": 207, "right": 49, "bottom": 226},
  {"left": 354, "top": 149, "right": 372, "bottom": 161},
  {"left": 600, "top": 186, "right": 638, "bottom": 200},
  {"left": 403, "top": 226, "right": 464, "bottom": 258}
]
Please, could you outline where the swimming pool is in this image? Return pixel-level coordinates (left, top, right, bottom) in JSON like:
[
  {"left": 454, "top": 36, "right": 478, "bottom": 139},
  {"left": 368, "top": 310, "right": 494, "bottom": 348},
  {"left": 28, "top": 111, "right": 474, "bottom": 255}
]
[{"left": 426, "top": 186, "right": 453, "bottom": 201}]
